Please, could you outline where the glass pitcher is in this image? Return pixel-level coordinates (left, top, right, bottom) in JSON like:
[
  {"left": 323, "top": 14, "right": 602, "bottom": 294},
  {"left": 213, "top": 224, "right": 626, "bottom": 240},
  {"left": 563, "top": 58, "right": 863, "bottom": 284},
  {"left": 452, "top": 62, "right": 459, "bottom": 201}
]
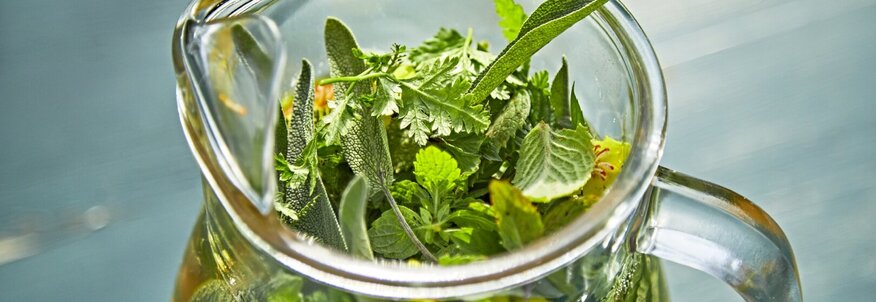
[{"left": 170, "top": 0, "right": 802, "bottom": 301}]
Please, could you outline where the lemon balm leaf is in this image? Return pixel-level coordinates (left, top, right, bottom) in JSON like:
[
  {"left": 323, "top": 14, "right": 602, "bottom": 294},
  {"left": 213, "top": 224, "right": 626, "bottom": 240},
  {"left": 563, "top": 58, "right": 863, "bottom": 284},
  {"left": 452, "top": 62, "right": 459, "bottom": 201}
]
[
  {"left": 368, "top": 206, "right": 424, "bottom": 259},
  {"left": 513, "top": 122, "right": 595, "bottom": 201},
  {"left": 489, "top": 181, "right": 544, "bottom": 250}
]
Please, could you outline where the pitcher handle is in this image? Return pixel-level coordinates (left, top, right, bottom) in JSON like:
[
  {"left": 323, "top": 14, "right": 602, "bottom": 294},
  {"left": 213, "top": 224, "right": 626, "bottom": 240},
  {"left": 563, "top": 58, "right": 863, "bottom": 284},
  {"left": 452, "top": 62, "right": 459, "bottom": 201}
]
[{"left": 632, "top": 166, "right": 802, "bottom": 301}]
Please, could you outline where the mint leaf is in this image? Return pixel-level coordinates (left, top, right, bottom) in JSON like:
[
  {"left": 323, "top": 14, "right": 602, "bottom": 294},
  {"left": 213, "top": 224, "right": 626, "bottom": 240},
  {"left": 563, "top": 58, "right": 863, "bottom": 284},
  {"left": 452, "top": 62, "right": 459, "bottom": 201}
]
[
  {"left": 368, "top": 206, "right": 423, "bottom": 259},
  {"left": 550, "top": 57, "right": 572, "bottom": 129},
  {"left": 513, "top": 122, "right": 595, "bottom": 201},
  {"left": 467, "top": 0, "right": 609, "bottom": 103},
  {"left": 338, "top": 176, "right": 374, "bottom": 260},
  {"left": 486, "top": 90, "right": 531, "bottom": 149},
  {"left": 527, "top": 70, "right": 553, "bottom": 124},
  {"left": 489, "top": 181, "right": 544, "bottom": 250},
  {"left": 493, "top": 0, "right": 528, "bottom": 41}
]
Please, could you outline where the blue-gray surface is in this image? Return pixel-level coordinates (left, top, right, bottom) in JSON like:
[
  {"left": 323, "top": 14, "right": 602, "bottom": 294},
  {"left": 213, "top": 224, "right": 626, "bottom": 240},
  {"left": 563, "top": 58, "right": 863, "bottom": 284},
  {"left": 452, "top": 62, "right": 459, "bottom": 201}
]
[{"left": 0, "top": 0, "right": 873, "bottom": 301}]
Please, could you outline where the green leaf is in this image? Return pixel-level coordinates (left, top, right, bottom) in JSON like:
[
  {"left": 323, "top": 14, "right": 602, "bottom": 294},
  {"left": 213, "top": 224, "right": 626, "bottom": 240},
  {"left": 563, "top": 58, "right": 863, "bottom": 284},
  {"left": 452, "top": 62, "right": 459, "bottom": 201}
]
[
  {"left": 550, "top": 57, "right": 572, "bottom": 129},
  {"left": 513, "top": 122, "right": 595, "bottom": 201},
  {"left": 322, "top": 17, "right": 368, "bottom": 145},
  {"left": 368, "top": 206, "right": 423, "bottom": 259},
  {"left": 569, "top": 82, "right": 586, "bottom": 129},
  {"left": 486, "top": 90, "right": 531, "bottom": 148},
  {"left": 276, "top": 61, "right": 346, "bottom": 251},
  {"left": 280, "top": 181, "right": 347, "bottom": 251},
  {"left": 324, "top": 18, "right": 395, "bottom": 200},
  {"left": 489, "top": 181, "right": 544, "bottom": 250},
  {"left": 390, "top": 179, "right": 427, "bottom": 208},
  {"left": 399, "top": 71, "right": 489, "bottom": 145},
  {"left": 413, "top": 146, "right": 461, "bottom": 193},
  {"left": 543, "top": 197, "right": 592, "bottom": 234},
  {"left": 493, "top": 0, "right": 528, "bottom": 41},
  {"left": 447, "top": 209, "right": 503, "bottom": 255},
  {"left": 263, "top": 273, "right": 304, "bottom": 302},
  {"left": 467, "top": 0, "right": 609, "bottom": 103},
  {"left": 438, "top": 254, "right": 487, "bottom": 266},
  {"left": 437, "top": 133, "right": 484, "bottom": 174},
  {"left": 527, "top": 70, "right": 553, "bottom": 124},
  {"left": 338, "top": 176, "right": 374, "bottom": 260}
]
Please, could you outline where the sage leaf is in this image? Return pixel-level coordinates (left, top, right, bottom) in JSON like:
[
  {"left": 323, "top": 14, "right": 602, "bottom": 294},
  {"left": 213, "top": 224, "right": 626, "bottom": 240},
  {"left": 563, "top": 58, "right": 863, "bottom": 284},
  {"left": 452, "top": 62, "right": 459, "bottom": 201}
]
[
  {"left": 323, "top": 17, "right": 395, "bottom": 199},
  {"left": 338, "top": 176, "right": 374, "bottom": 260},
  {"left": 278, "top": 61, "right": 346, "bottom": 250},
  {"left": 467, "top": 0, "right": 608, "bottom": 103},
  {"left": 322, "top": 17, "right": 368, "bottom": 145},
  {"left": 489, "top": 181, "right": 544, "bottom": 250},
  {"left": 512, "top": 122, "right": 595, "bottom": 201}
]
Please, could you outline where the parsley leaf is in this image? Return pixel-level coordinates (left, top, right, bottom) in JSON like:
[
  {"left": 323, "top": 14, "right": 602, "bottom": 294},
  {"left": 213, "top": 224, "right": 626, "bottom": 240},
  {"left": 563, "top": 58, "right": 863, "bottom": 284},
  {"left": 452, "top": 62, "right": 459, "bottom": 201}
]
[{"left": 493, "top": 0, "right": 528, "bottom": 41}]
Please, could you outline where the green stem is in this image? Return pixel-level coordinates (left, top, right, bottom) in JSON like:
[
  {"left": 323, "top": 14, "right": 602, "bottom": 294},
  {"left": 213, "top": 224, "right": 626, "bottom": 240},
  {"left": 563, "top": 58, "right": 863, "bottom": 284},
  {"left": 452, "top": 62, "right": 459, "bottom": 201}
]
[
  {"left": 318, "top": 72, "right": 388, "bottom": 85},
  {"left": 378, "top": 173, "right": 438, "bottom": 262}
]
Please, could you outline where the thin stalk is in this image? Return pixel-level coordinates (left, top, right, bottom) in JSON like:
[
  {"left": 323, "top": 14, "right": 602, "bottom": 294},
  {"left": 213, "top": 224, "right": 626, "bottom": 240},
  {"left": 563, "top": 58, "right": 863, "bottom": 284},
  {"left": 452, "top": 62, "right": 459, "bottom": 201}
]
[{"left": 378, "top": 173, "right": 437, "bottom": 262}]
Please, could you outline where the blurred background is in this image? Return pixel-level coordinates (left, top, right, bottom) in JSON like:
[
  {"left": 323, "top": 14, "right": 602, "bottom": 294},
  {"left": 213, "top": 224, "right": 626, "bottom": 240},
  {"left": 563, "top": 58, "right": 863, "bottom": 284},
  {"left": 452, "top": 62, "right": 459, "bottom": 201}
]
[{"left": 1, "top": 0, "right": 874, "bottom": 300}]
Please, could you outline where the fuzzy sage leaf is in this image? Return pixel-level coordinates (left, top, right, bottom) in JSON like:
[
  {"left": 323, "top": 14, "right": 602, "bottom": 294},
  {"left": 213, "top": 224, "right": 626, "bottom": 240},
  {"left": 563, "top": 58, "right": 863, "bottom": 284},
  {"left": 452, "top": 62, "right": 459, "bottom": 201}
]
[
  {"left": 278, "top": 60, "right": 346, "bottom": 250},
  {"left": 467, "top": 0, "right": 608, "bottom": 103}
]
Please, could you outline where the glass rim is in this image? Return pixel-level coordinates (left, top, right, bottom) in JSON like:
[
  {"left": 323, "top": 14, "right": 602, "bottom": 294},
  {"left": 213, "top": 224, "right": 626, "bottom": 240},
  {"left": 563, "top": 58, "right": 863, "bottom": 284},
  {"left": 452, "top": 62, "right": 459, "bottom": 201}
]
[{"left": 171, "top": 0, "right": 667, "bottom": 298}]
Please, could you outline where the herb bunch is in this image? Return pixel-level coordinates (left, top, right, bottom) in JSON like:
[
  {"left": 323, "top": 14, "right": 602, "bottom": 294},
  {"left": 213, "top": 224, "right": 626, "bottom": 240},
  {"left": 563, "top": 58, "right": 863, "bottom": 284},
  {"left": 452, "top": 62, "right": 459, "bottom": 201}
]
[{"left": 272, "top": 0, "right": 626, "bottom": 265}]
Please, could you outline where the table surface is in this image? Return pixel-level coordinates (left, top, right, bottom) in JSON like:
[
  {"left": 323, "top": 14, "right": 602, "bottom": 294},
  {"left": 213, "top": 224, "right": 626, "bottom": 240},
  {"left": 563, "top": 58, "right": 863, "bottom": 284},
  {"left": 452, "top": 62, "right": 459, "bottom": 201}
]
[{"left": 1, "top": 0, "right": 874, "bottom": 301}]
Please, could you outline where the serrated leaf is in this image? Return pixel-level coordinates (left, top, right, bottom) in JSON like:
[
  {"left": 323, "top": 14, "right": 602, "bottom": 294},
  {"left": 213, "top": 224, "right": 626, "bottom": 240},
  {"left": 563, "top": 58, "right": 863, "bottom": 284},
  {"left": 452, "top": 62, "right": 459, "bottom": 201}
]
[
  {"left": 390, "top": 180, "right": 426, "bottom": 208},
  {"left": 413, "top": 146, "right": 461, "bottom": 193},
  {"left": 550, "top": 57, "right": 572, "bottom": 129},
  {"left": 338, "top": 176, "right": 374, "bottom": 260},
  {"left": 368, "top": 206, "right": 423, "bottom": 259},
  {"left": 513, "top": 122, "right": 595, "bottom": 201},
  {"left": 486, "top": 90, "right": 531, "bottom": 148},
  {"left": 489, "top": 181, "right": 544, "bottom": 250},
  {"left": 467, "top": 0, "right": 609, "bottom": 103},
  {"left": 494, "top": 0, "right": 528, "bottom": 41}
]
